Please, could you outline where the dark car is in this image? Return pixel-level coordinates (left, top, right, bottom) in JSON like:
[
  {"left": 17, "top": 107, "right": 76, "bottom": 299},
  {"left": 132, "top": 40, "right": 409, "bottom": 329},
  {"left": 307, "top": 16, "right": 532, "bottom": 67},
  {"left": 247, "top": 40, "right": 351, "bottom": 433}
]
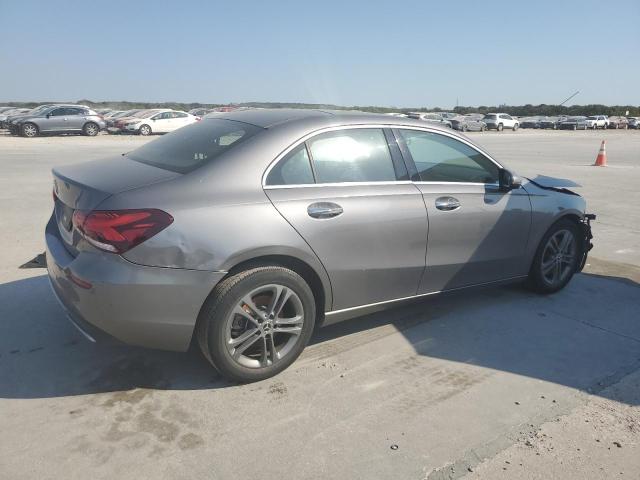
[
  {"left": 628, "top": 118, "right": 640, "bottom": 129},
  {"left": 539, "top": 117, "right": 564, "bottom": 130},
  {"left": 520, "top": 117, "right": 543, "bottom": 129},
  {"left": 450, "top": 115, "right": 486, "bottom": 132},
  {"left": 559, "top": 116, "right": 589, "bottom": 130}
]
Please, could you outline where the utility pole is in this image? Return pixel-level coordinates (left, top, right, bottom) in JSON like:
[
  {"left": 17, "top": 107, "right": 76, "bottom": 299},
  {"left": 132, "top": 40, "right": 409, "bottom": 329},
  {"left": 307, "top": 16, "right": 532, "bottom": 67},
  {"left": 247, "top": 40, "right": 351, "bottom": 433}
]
[{"left": 559, "top": 90, "right": 580, "bottom": 106}]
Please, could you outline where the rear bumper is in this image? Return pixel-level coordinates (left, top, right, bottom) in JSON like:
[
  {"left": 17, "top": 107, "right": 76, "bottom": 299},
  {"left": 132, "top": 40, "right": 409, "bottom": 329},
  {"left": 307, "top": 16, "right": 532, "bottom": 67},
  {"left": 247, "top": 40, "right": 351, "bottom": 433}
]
[{"left": 45, "top": 215, "right": 227, "bottom": 351}]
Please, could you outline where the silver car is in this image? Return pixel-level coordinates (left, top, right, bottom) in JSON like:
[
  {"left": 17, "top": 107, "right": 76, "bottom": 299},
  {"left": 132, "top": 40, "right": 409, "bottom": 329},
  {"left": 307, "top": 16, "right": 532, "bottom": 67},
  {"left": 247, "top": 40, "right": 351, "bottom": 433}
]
[
  {"left": 46, "top": 109, "right": 594, "bottom": 382},
  {"left": 16, "top": 105, "right": 106, "bottom": 137}
]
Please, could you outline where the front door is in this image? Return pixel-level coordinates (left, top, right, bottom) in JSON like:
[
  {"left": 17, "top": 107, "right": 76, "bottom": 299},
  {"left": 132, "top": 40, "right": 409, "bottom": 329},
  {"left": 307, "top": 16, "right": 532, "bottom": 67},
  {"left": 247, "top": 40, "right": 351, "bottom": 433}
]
[
  {"left": 393, "top": 128, "right": 532, "bottom": 293},
  {"left": 265, "top": 127, "right": 428, "bottom": 311}
]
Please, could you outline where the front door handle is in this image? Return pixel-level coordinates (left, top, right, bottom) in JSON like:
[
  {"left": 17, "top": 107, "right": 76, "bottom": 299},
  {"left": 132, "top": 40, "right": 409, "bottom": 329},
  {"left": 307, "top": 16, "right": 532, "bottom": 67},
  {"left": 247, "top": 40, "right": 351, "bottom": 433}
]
[
  {"left": 307, "top": 202, "right": 343, "bottom": 219},
  {"left": 435, "top": 196, "right": 461, "bottom": 211}
]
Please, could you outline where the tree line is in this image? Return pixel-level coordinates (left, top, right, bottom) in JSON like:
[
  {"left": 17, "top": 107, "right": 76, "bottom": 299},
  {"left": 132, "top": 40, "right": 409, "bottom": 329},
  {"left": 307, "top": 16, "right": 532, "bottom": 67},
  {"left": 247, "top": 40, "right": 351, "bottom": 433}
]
[{"left": 2, "top": 100, "right": 638, "bottom": 117}]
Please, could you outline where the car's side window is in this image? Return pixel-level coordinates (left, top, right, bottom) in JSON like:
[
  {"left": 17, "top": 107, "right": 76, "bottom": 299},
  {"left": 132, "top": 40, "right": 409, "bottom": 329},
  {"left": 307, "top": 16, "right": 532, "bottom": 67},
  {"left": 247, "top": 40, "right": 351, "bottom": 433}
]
[
  {"left": 307, "top": 128, "right": 397, "bottom": 184},
  {"left": 49, "top": 108, "right": 65, "bottom": 117},
  {"left": 266, "top": 144, "right": 314, "bottom": 186},
  {"left": 397, "top": 129, "right": 499, "bottom": 184},
  {"left": 174, "top": 112, "right": 187, "bottom": 118}
]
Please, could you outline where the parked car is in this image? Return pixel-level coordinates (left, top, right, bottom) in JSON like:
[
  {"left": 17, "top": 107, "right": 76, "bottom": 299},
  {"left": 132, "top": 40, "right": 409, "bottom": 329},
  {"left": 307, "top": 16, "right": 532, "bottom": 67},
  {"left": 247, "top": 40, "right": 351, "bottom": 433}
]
[
  {"left": 584, "top": 115, "right": 609, "bottom": 129},
  {"left": 539, "top": 117, "right": 564, "bottom": 130},
  {"left": 46, "top": 109, "right": 594, "bottom": 382},
  {"left": 559, "top": 116, "right": 589, "bottom": 130},
  {"left": 406, "top": 112, "right": 452, "bottom": 128},
  {"left": 16, "top": 105, "right": 106, "bottom": 137},
  {"left": 189, "top": 108, "right": 213, "bottom": 117},
  {"left": 607, "top": 116, "right": 628, "bottom": 129},
  {"left": 117, "top": 109, "right": 198, "bottom": 135},
  {"left": 482, "top": 113, "right": 519, "bottom": 131},
  {"left": 450, "top": 115, "right": 486, "bottom": 132},
  {"left": 0, "top": 108, "right": 32, "bottom": 128},
  {"left": 628, "top": 117, "right": 640, "bottom": 129},
  {"left": 107, "top": 109, "right": 159, "bottom": 133},
  {"left": 520, "top": 116, "right": 543, "bottom": 129},
  {"left": 7, "top": 105, "right": 55, "bottom": 134}
]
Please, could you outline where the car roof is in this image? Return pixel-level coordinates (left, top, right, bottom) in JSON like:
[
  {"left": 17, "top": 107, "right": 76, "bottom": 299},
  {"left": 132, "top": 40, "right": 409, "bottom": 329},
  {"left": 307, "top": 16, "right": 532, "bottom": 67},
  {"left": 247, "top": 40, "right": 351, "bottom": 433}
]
[{"left": 209, "top": 108, "right": 449, "bottom": 131}]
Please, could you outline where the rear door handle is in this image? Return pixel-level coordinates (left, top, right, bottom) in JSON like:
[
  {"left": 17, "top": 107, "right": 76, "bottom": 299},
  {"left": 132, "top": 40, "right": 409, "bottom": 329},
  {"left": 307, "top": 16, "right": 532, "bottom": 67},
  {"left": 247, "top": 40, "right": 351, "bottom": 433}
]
[
  {"left": 435, "top": 196, "right": 461, "bottom": 211},
  {"left": 307, "top": 202, "right": 343, "bottom": 219}
]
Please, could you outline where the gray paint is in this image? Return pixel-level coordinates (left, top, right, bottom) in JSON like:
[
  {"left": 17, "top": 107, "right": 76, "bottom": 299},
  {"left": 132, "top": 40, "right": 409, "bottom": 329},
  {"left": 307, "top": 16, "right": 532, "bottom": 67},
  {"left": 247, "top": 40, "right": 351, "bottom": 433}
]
[{"left": 46, "top": 109, "right": 588, "bottom": 351}]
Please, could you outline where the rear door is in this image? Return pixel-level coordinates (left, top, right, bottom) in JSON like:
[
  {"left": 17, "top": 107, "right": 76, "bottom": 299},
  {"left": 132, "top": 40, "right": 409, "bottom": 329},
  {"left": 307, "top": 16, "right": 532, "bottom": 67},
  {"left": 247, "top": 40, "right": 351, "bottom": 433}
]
[
  {"left": 264, "top": 127, "right": 428, "bottom": 311},
  {"left": 394, "top": 128, "right": 532, "bottom": 293},
  {"left": 64, "top": 107, "right": 87, "bottom": 131}
]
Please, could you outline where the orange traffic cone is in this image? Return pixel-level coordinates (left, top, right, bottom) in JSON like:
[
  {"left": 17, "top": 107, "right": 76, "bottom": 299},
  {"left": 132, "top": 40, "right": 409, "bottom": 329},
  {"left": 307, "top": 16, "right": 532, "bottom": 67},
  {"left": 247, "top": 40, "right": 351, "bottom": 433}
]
[{"left": 593, "top": 140, "right": 607, "bottom": 167}]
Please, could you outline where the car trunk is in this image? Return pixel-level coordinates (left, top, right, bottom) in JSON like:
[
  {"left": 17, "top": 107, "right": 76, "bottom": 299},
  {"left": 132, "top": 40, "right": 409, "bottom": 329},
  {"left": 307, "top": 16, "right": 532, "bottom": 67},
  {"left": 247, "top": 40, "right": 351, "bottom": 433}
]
[{"left": 52, "top": 155, "right": 180, "bottom": 256}]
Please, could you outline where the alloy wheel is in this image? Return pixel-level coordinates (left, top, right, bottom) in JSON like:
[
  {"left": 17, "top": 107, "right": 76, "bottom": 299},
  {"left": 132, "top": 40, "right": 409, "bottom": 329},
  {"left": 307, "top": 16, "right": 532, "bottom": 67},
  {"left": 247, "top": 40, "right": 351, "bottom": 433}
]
[
  {"left": 540, "top": 229, "right": 576, "bottom": 286},
  {"left": 22, "top": 124, "right": 38, "bottom": 137},
  {"left": 85, "top": 123, "right": 98, "bottom": 136},
  {"left": 224, "top": 284, "right": 304, "bottom": 369}
]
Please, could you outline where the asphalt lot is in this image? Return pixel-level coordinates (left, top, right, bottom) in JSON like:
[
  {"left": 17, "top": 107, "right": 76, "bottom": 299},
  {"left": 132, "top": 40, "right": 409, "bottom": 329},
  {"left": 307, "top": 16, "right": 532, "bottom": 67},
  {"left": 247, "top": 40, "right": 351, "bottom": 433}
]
[{"left": 0, "top": 129, "right": 639, "bottom": 479}]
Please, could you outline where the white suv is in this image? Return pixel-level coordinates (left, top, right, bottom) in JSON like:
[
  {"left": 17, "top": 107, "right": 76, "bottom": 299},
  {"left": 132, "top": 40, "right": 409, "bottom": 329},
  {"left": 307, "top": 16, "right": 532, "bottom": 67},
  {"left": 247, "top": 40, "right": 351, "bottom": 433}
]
[
  {"left": 585, "top": 115, "right": 609, "bottom": 129},
  {"left": 122, "top": 110, "right": 198, "bottom": 135},
  {"left": 482, "top": 113, "right": 519, "bottom": 131}
]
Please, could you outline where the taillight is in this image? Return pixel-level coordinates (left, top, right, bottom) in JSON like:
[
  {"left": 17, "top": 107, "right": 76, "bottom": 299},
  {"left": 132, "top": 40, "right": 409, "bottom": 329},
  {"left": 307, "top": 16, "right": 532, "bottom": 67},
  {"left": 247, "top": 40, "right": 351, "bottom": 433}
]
[{"left": 72, "top": 209, "right": 173, "bottom": 254}]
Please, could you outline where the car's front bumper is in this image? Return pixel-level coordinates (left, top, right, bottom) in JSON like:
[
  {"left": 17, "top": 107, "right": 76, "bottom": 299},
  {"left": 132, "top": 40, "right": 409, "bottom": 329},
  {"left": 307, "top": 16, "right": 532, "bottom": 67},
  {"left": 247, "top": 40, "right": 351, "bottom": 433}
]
[{"left": 45, "top": 214, "right": 227, "bottom": 351}]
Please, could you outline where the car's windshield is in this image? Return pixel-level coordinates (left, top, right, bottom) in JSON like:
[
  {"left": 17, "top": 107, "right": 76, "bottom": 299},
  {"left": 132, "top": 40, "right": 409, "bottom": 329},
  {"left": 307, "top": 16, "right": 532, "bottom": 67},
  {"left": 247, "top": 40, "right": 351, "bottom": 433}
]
[{"left": 126, "top": 119, "right": 262, "bottom": 173}]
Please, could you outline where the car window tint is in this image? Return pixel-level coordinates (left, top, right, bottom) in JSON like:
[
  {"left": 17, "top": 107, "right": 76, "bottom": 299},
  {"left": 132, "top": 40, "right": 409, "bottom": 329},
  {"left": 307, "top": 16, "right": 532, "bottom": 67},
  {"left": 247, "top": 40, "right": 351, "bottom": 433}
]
[
  {"left": 397, "top": 129, "right": 499, "bottom": 184},
  {"left": 127, "top": 119, "right": 262, "bottom": 174},
  {"left": 266, "top": 144, "right": 314, "bottom": 186},
  {"left": 174, "top": 112, "right": 187, "bottom": 118},
  {"left": 50, "top": 108, "right": 65, "bottom": 116},
  {"left": 307, "top": 129, "right": 396, "bottom": 183}
]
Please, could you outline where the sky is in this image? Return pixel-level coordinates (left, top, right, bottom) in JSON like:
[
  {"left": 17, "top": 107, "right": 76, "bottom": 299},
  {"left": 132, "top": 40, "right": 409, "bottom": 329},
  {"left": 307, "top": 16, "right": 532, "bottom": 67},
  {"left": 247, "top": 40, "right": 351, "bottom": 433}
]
[{"left": 1, "top": 0, "right": 639, "bottom": 108}]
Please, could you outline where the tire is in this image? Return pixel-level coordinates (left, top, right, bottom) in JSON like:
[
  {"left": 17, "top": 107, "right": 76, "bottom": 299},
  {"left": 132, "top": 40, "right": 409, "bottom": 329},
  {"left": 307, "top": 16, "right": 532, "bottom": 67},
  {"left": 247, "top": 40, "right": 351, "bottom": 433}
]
[
  {"left": 21, "top": 122, "right": 39, "bottom": 138},
  {"left": 196, "top": 266, "right": 316, "bottom": 382},
  {"left": 480, "top": 125, "right": 486, "bottom": 132},
  {"left": 527, "top": 219, "right": 580, "bottom": 294},
  {"left": 512, "top": 123, "right": 519, "bottom": 131},
  {"left": 573, "top": 125, "right": 577, "bottom": 131},
  {"left": 497, "top": 123, "right": 504, "bottom": 132},
  {"left": 83, "top": 122, "right": 99, "bottom": 136},
  {"left": 461, "top": 125, "right": 467, "bottom": 132},
  {"left": 139, "top": 124, "right": 152, "bottom": 136}
]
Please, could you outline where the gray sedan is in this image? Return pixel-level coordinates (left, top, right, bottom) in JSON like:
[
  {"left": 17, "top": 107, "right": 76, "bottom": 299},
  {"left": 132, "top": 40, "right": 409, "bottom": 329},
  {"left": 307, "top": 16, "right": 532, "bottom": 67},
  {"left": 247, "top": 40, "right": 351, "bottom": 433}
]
[
  {"left": 17, "top": 105, "right": 106, "bottom": 137},
  {"left": 46, "top": 109, "right": 594, "bottom": 382}
]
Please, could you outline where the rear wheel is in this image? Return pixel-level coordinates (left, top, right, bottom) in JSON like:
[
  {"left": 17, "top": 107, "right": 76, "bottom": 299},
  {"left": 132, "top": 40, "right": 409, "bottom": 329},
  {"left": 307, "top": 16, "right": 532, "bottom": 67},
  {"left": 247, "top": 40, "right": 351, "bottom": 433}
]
[
  {"left": 527, "top": 219, "right": 580, "bottom": 294},
  {"left": 21, "top": 123, "right": 39, "bottom": 137},
  {"left": 139, "top": 124, "right": 152, "bottom": 136},
  {"left": 197, "top": 266, "right": 316, "bottom": 382},
  {"left": 83, "top": 122, "right": 99, "bottom": 136}
]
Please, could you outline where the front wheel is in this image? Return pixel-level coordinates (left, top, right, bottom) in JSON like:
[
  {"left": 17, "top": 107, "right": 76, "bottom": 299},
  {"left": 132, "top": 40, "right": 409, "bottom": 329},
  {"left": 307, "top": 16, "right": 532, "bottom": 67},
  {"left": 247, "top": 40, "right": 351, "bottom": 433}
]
[
  {"left": 513, "top": 123, "right": 519, "bottom": 131},
  {"left": 527, "top": 219, "right": 580, "bottom": 294},
  {"left": 22, "top": 123, "right": 39, "bottom": 137},
  {"left": 497, "top": 123, "right": 504, "bottom": 132},
  {"left": 139, "top": 124, "right": 152, "bottom": 136},
  {"left": 196, "top": 266, "right": 316, "bottom": 382}
]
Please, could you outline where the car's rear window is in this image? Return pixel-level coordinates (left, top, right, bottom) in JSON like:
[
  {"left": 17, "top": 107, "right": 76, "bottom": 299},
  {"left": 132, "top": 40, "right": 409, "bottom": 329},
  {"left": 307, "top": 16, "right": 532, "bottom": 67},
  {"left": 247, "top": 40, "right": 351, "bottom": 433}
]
[
  {"left": 483, "top": 114, "right": 497, "bottom": 119},
  {"left": 126, "top": 119, "right": 262, "bottom": 173}
]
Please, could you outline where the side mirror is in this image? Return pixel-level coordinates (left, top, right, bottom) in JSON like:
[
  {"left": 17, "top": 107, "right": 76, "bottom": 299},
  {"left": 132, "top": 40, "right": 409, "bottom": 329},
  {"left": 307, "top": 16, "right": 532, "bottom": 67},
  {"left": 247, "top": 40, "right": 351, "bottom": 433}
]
[{"left": 499, "top": 169, "right": 522, "bottom": 191}]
